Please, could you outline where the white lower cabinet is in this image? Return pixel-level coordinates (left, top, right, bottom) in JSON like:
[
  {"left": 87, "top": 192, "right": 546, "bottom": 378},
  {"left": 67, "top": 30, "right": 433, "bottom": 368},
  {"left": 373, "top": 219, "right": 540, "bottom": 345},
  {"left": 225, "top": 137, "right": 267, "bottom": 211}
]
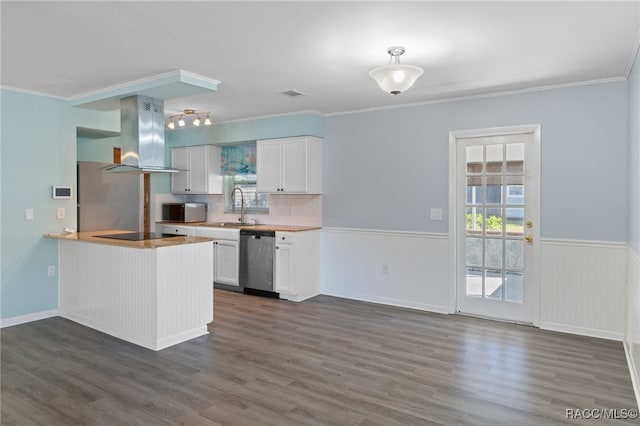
[
  {"left": 214, "top": 239, "right": 239, "bottom": 286},
  {"left": 195, "top": 227, "right": 240, "bottom": 287},
  {"left": 275, "top": 238, "right": 294, "bottom": 294},
  {"left": 275, "top": 230, "right": 320, "bottom": 301}
]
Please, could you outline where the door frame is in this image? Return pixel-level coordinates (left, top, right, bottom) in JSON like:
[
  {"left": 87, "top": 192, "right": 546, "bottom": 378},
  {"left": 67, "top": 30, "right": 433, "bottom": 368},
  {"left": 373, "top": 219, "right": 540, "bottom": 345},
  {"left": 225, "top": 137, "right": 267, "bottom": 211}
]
[{"left": 448, "top": 124, "right": 541, "bottom": 325}]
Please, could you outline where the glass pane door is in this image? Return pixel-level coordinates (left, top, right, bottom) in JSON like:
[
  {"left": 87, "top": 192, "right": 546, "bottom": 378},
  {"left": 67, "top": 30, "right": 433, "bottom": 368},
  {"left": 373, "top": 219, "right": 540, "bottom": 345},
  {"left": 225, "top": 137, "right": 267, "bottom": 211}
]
[{"left": 456, "top": 132, "right": 536, "bottom": 323}]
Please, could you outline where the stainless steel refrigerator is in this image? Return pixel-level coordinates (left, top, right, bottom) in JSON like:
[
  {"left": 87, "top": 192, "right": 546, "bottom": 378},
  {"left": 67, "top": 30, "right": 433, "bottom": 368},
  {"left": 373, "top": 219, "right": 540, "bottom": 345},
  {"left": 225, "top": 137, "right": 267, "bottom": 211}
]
[{"left": 77, "top": 161, "right": 143, "bottom": 232}]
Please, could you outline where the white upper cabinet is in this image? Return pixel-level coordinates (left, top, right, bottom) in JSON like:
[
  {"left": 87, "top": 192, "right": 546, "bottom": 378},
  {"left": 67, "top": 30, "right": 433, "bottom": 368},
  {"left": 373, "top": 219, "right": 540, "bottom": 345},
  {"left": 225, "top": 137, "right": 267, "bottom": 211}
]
[
  {"left": 256, "top": 136, "right": 322, "bottom": 194},
  {"left": 171, "top": 145, "right": 223, "bottom": 194}
]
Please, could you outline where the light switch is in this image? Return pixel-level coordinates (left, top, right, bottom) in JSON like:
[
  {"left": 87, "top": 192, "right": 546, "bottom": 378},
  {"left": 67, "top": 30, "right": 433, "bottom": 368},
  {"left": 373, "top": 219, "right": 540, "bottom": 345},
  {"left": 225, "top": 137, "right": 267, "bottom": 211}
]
[
  {"left": 430, "top": 208, "right": 443, "bottom": 221},
  {"left": 57, "top": 208, "right": 65, "bottom": 219},
  {"left": 26, "top": 208, "right": 34, "bottom": 220}
]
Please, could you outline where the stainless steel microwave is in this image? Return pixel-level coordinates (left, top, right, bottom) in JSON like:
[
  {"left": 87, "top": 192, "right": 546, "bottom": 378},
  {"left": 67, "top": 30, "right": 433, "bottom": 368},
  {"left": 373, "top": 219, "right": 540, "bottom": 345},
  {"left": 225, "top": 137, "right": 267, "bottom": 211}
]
[{"left": 162, "top": 202, "right": 207, "bottom": 222}]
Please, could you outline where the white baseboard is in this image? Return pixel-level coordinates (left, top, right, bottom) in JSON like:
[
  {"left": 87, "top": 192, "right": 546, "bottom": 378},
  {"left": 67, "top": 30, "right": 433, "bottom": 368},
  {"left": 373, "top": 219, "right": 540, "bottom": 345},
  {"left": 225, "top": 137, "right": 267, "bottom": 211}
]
[
  {"left": 624, "top": 341, "right": 640, "bottom": 411},
  {"left": 539, "top": 320, "right": 623, "bottom": 341},
  {"left": 1, "top": 309, "right": 59, "bottom": 328},
  {"left": 321, "top": 288, "right": 449, "bottom": 314}
]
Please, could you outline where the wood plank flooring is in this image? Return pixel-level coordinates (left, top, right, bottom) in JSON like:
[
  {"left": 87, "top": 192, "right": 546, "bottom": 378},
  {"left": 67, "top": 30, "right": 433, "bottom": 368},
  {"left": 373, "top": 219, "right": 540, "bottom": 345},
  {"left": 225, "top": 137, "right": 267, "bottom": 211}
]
[{"left": 2, "top": 289, "right": 637, "bottom": 425}]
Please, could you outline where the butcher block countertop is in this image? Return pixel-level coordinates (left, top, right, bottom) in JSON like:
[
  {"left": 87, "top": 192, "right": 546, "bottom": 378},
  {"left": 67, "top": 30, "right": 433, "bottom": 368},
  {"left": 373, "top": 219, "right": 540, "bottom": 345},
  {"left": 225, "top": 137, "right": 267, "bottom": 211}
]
[
  {"left": 44, "top": 230, "right": 213, "bottom": 249},
  {"left": 157, "top": 221, "right": 321, "bottom": 232}
]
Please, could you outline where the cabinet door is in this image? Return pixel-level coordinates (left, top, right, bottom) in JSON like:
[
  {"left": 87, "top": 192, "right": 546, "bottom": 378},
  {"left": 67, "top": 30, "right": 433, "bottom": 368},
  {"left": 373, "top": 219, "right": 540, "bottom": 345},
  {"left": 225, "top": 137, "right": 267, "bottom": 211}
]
[
  {"left": 275, "top": 243, "right": 294, "bottom": 294},
  {"left": 187, "top": 145, "right": 209, "bottom": 193},
  {"left": 171, "top": 148, "right": 190, "bottom": 193},
  {"left": 256, "top": 139, "right": 282, "bottom": 193},
  {"left": 215, "top": 240, "right": 239, "bottom": 286},
  {"left": 281, "top": 138, "right": 308, "bottom": 193}
]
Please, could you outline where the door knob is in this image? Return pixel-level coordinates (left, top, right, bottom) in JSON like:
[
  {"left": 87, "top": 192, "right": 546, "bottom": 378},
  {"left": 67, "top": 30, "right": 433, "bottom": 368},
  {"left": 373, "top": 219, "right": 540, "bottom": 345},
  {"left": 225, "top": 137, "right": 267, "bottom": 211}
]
[
  {"left": 524, "top": 235, "right": 533, "bottom": 243},
  {"left": 526, "top": 221, "right": 533, "bottom": 228}
]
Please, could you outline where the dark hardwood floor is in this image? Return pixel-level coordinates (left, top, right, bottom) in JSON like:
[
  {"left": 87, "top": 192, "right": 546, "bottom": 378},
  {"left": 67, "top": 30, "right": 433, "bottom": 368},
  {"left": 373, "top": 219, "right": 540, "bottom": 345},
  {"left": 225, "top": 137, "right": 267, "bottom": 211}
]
[{"left": 2, "top": 289, "right": 637, "bottom": 425}]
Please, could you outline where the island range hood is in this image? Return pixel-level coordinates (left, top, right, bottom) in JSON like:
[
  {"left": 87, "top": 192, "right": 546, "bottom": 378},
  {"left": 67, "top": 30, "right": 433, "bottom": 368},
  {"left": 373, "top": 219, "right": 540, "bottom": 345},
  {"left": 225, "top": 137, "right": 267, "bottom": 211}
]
[{"left": 104, "top": 95, "right": 178, "bottom": 173}]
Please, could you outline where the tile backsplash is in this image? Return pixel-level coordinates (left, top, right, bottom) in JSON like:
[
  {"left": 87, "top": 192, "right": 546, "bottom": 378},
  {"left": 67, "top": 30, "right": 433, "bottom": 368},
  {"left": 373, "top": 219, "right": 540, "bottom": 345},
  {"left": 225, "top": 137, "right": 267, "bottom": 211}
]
[{"left": 155, "top": 193, "right": 322, "bottom": 226}]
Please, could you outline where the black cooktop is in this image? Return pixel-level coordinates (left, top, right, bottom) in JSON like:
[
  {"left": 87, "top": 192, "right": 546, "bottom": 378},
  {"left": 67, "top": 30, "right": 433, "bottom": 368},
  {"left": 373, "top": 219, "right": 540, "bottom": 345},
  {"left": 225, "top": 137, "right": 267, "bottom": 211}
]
[{"left": 95, "top": 232, "right": 184, "bottom": 241}]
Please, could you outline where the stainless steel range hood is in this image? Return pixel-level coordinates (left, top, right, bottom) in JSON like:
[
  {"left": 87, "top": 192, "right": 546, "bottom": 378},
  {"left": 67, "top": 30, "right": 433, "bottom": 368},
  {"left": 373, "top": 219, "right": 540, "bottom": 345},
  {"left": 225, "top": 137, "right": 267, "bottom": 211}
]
[{"left": 104, "top": 95, "right": 178, "bottom": 173}]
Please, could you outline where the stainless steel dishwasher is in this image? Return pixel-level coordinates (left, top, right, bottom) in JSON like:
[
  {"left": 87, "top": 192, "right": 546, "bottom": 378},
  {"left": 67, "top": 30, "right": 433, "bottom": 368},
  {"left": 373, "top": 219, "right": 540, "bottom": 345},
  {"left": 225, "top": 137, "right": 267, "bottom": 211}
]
[{"left": 239, "top": 229, "right": 277, "bottom": 296}]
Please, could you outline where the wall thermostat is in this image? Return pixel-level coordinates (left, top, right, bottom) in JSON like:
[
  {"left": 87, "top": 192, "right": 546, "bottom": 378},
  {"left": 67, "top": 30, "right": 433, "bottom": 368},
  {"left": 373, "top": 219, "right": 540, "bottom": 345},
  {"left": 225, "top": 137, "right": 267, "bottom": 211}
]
[{"left": 52, "top": 186, "right": 73, "bottom": 199}]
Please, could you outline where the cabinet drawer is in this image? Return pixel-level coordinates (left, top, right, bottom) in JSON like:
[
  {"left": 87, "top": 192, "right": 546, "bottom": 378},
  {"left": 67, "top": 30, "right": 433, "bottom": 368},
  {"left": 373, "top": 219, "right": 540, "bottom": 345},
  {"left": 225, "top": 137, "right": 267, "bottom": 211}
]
[
  {"left": 161, "top": 225, "right": 196, "bottom": 236},
  {"left": 276, "top": 232, "right": 294, "bottom": 244},
  {"left": 195, "top": 227, "right": 240, "bottom": 241}
]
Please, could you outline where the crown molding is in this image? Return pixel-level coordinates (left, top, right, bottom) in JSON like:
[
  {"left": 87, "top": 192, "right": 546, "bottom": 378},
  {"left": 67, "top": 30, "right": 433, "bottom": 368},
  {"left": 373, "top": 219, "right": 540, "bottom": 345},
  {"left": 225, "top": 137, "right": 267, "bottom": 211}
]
[{"left": 326, "top": 76, "right": 628, "bottom": 117}]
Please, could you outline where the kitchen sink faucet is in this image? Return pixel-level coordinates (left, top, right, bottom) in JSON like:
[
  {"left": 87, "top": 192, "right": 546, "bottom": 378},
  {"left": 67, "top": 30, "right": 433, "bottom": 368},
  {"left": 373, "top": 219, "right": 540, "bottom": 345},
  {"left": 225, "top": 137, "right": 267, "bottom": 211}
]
[{"left": 231, "top": 187, "right": 246, "bottom": 224}]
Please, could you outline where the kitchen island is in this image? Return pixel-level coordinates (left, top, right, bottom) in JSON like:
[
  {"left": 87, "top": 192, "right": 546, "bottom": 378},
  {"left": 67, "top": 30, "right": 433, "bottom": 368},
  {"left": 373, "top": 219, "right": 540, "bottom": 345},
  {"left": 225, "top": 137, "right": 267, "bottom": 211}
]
[{"left": 45, "top": 230, "right": 214, "bottom": 351}]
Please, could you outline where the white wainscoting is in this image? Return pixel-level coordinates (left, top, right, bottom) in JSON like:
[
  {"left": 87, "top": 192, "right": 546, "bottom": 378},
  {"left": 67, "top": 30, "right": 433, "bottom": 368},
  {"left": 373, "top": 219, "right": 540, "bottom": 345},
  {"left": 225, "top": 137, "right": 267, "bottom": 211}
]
[
  {"left": 320, "top": 228, "right": 450, "bottom": 313},
  {"left": 625, "top": 246, "right": 640, "bottom": 408},
  {"left": 539, "top": 238, "right": 626, "bottom": 341}
]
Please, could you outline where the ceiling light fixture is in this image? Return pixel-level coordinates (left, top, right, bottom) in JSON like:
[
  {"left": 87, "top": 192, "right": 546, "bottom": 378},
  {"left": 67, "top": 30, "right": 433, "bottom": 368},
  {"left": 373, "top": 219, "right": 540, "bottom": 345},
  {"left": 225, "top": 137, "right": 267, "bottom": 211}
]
[
  {"left": 166, "top": 109, "right": 213, "bottom": 129},
  {"left": 369, "top": 46, "right": 424, "bottom": 95}
]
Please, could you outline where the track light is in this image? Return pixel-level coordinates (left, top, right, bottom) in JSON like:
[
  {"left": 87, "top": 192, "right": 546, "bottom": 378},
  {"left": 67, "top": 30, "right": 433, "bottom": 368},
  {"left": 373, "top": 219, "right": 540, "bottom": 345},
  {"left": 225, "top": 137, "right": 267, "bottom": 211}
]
[{"left": 166, "top": 109, "right": 213, "bottom": 129}]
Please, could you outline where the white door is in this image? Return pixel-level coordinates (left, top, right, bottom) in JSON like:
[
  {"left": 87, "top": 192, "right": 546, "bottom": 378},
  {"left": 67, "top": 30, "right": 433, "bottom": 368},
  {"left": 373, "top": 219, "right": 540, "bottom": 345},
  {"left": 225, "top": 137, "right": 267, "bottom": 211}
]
[
  {"left": 453, "top": 127, "right": 539, "bottom": 323},
  {"left": 214, "top": 240, "right": 239, "bottom": 286},
  {"left": 188, "top": 145, "right": 209, "bottom": 193},
  {"left": 275, "top": 241, "right": 294, "bottom": 294},
  {"left": 281, "top": 138, "right": 308, "bottom": 193},
  {"left": 256, "top": 139, "right": 282, "bottom": 193},
  {"left": 171, "top": 147, "right": 190, "bottom": 193}
]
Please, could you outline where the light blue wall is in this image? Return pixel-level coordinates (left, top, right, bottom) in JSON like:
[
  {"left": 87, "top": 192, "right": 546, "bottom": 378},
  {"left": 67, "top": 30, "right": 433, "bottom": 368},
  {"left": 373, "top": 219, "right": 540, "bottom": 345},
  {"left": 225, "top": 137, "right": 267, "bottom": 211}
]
[
  {"left": 324, "top": 81, "right": 628, "bottom": 241},
  {"left": 1, "top": 90, "right": 75, "bottom": 319},
  {"left": 157, "top": 111, "right": 326, "bottom": 194},
  {"left": 629, "top": 49, "right": 640, "bottom": 254},
  {"left": 77, "top": 136, "right": 120, "bottom": 163},
  {"left": 1, "top": 89, "right": 119, "bottom": 320}
]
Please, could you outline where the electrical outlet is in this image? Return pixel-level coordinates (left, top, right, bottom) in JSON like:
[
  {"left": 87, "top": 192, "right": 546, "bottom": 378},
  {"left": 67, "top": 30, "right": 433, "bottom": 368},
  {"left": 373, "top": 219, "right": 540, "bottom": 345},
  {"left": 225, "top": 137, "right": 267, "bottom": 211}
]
[
  {"left": 57, "top": 207, "right": 65, "bottom": 219},
  {"left": 430, "top": 208, "right": 443, "bottom": 221},
  {"left": 47, "top": 265, "right": 55, "bottom": 276},
  {"left": 382, "top": 264, "right": 389, "bottom": 274},
  {"left": 26, "top": 208, "right": 34, "bottom": 220}
]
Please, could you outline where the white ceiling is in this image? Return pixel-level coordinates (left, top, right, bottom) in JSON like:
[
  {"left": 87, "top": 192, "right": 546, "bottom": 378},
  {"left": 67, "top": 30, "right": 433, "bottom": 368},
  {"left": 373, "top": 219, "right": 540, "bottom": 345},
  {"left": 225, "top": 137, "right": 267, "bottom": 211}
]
[{"left": 2, "top": 1, "right": 639, "bottom": 123}]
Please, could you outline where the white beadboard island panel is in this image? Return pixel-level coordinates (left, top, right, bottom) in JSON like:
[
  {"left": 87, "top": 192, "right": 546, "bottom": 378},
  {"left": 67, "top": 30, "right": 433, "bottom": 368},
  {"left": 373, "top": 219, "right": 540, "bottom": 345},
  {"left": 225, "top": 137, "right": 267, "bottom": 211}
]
[
  {"left": 539, "top": 238, "right": 626, "bottom": 340},
  {"left": 320, "top": 228, "right": 450, "bottom": 313},
  {"left": 58, "top": 239, "right": 213, "bottom": 350}
]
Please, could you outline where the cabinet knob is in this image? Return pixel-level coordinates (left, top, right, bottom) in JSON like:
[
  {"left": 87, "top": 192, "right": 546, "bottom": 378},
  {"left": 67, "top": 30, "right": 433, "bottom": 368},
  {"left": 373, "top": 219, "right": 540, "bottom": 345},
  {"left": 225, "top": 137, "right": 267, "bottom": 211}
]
[{"left": 276, "top": 246, "right": 279, "bottom": 249}]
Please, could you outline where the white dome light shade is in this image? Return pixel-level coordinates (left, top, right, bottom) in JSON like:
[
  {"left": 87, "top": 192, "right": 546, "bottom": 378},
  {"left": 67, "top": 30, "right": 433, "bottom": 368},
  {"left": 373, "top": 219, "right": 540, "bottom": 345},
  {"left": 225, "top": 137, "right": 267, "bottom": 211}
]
[
  {"left": 369, "top": 46, "right": 423, "bottom": 95},
  {"left": 369, "top": 64, "right": 424, "bottom": 95}
]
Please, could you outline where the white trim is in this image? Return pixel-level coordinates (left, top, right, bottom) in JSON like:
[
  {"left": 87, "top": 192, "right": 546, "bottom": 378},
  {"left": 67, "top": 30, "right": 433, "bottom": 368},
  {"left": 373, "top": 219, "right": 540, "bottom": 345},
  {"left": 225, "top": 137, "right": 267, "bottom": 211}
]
[
  {"left": 539, "top": 321, "right": 623, "bottom": 342},
  {"left": 448, "top": 124, "right": 541, "bottom": 325},
  {"left": 321, "top": 289, "right": 450, "bottom": 315},
  {"left": 1, "top": 309, "right": 59, "bottom": 328},
  {"left": 326, "top": 77, "right": 627, "bottom": 117},
  {"left": 214, "top": 109, "right": 325, "bottom": 125},
  {"left": 0, "top": 85, "right": 67, "bottom": 100},
  {"left": 67, "top": 69, "right": 220, "bottom": 103},
  {"left": 624, "top": 340, "right": 640, "bottom": 411},
  {"left": 448, "top": 132, "right": 457, "bottom": 314},
  {"left": 541, "top": 238, "right": 626, "bottom": 248},
  {"left": 322, "top": 226, "right": 448, "bottom": 240},
  {"left": 625, "top": 29, "right": 640, "bottom": 79}
]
